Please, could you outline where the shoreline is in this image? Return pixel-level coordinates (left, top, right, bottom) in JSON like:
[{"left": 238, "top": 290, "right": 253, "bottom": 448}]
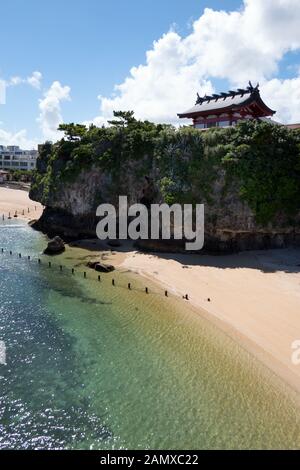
[
  {"left": 0, "top": 186, "right": 43, "bottom": 222},
  {"left": 119, "top": 249, "right": 300, "bottom": 394},
  {"left": 139, "top": 266, "right": 300, "bottom": 396},
  {"left": 1, "top": 187, "right": 300, "bottom": 395},
  {"left": 70, "top": 237, "right": 300, "bottom": 395}
]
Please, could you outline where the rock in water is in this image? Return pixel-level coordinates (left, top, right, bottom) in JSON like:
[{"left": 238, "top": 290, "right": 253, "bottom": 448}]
[
  {"left": 95, "top": 263, "right": 115, "bottom": 273},
  {"left": 44, "top": 236, "right": 65, "bottom": 255},
  {"left": 87, "top": 261, "right": 115, "bottom": 273}
]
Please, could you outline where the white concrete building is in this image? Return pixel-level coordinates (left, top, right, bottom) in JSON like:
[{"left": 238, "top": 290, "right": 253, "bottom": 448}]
[{"left": 0, "top": 145, "right": 37, "bottom": 171}]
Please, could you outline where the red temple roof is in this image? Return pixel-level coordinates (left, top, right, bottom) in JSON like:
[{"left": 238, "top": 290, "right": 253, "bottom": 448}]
[{"left": 178, "top": 82, "right": 276, "bottom": 120}]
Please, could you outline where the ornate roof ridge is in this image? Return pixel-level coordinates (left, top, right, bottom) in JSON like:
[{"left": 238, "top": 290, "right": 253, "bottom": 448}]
[{"left": 195, "top": 81, "right": 259, "bottom": 105}]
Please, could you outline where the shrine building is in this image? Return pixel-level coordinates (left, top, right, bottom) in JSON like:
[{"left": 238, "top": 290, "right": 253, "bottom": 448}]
[{"left": 178, "top": 82, "right": 276, "bottom": 130}]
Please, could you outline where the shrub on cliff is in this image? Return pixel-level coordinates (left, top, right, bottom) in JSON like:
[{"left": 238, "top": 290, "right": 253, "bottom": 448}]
[{"left": 32, "top": 113, "right": 300, "bottom": 224}]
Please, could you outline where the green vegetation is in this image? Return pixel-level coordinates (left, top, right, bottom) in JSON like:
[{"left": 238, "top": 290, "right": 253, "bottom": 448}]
[
  {"left": 32, "top": 112, "right": 300, "bottom": 223},
  {"left": 10, "top": 169, "right": 34, "bottom": 182}
]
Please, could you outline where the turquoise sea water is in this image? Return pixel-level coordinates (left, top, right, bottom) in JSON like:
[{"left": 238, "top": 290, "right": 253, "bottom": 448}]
[{"left": 0, "top": 220, "right": 300, "bottom": 449}]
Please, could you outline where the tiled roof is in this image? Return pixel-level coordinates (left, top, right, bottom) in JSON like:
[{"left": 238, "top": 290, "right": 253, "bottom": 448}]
[
  {"left": 179, "top": 92, "right": 251, "bottom": 115},
  {"left": 178, "top": 82, "right": 275, "bottom": 118}
]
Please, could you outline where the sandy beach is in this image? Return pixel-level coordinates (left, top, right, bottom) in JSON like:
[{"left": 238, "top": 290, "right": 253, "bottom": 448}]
[
  {"left": 0, "top": 186, "right": 43, "bottom": 221},
  {"left": 2, "top": 187, "right": 300, "bottom": 394},
  {"left": 69, "top": 236, "right": 300, "bottom": 393},
  {"left": 119, "top": 248, "right": 300, "bottom": 393}
]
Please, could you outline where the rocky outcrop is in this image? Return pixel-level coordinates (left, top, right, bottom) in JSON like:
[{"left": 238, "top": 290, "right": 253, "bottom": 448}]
[
  {"left": 87, "top": 261, "right": 115, "bottom": 273},
  {"left": 44, "top": 236, "right": 65, "bottom": 255},
  {"left": 30, "top": 162, "right": 300, "bottom": 253}
]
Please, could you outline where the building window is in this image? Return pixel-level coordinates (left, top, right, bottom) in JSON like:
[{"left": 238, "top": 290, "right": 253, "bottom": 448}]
[{"left": 218, "top": 120, "right": 231, "bottom": 128}]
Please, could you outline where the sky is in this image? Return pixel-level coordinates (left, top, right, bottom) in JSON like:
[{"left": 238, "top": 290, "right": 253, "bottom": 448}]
[{"left": 1, "top": 0, "right": 300, "bottom": 149}]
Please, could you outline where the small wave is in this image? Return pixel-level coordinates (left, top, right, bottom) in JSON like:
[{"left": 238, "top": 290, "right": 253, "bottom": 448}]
[{"left": 0, "top": 225, "right": 26, "bottom": 229}]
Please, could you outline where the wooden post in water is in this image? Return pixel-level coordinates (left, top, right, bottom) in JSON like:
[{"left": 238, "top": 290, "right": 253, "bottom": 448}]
[
  {"left": 112, "top": 279, "right": 115, "bottom": 286},
  {"left": 60, "top": 265, "right": 63, "bottom": 272},
  {"left": 145, "top": 287, "right": 149, "bottom": 294},
  {"left": 72, "top": 268, "right": 75, "bottom": 275},
  {"left": 128, "top": 283, "right": 131, "bottom": 290},
  {"left": 84, "top": 272, "right": 87, "bottom": 278},
  {"left": 165, "top": 290, "right": 168, "bottom": 297},
  {"left": 49, "top": 261, "right": 51, "bottom": 268},
  {"left": 98, "top": 275, "right": 101, "bottom": 282}
]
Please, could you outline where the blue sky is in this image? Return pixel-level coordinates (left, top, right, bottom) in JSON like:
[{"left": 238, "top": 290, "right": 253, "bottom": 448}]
[{"left": 1, "top": 0, "right": 300, "bottom": 148}]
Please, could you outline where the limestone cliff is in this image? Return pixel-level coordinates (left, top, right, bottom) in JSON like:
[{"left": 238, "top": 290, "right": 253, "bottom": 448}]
[{"left": 30, "top": 118, "right": 300, "bottom": 252}]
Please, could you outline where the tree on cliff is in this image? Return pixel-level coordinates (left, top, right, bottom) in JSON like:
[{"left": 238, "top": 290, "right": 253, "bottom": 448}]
[
  {"left": 58, "top": 123, "right": 87, "bottom": 141},
  {"left": 32, "top": 116, "right": 300, "bottom": 227},
  {"left": 108, "top": 111, "right": 136, "bottom": 127}
]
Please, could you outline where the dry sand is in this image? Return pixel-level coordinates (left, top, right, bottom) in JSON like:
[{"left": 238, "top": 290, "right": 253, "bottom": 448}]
[{"left": 0, "top": 186, "right": 43, "bottom": 221}]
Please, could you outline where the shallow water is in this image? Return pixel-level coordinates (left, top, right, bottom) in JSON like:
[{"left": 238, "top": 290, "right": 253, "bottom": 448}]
[{"left": 0, "top": 220, "right": 300, "bottom": 449}]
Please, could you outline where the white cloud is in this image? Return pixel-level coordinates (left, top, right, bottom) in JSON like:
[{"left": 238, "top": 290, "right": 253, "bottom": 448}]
[
  {"left": 93, "top": 30, "right": 214, "bottom": 125},
  {"left": 38, "top": 81, "right": 71, "bottom": 141},
  {"left": 0, "top": 71, "right": 43, "bottom": 149},
  {"left": 27, "top": 71, "right": 43, "bottom": 89},
  {"left": 90, "top": 0, "right": 300, "bottom": 125},
  {"left": 8, "top": 71, "right": 43, "bottom": 89},
  {"left": 262, "top": 77, "right": 300, "bottom": 123},
  {"left": 0, "top": 128, "right": 38, "bottom": 149}
]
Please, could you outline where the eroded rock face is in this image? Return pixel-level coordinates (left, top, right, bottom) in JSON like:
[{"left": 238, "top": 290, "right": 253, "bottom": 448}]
[
  {"left": 30, "top": 166, "right": 300, "bottom": 253},
  {"left": 44, "top": 236, "right": 65, "bottom": 255}
]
